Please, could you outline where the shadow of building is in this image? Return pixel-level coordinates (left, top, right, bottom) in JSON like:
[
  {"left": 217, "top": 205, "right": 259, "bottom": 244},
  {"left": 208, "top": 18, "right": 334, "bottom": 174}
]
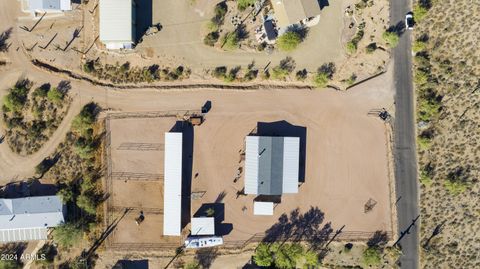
[
  {"left": 170, "top": 121, "right": 194, "bottom": 230},
  {"left": 135, "top": 0, "right": 153, "bottom": 43}
]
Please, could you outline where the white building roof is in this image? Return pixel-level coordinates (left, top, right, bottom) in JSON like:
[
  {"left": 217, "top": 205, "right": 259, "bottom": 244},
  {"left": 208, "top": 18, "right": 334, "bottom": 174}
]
[
  {"left": 254, "top": 201, "right": 274, "bottom": 215},
  {"left": 272, "top": 0, "right": 321, "bottom": 28},
  {"left": 27, "top": 0, "right": 71, "bottom": 11},
  {"left": 191, "top": 217, "right": 215, "bottom": 235},
  {"left": 244, "top": 136, "right": 300, "bottom": 195},
  {"left": 99, "top": 0, "right": 134, "bottom": 49},
  {"left": 0, "top": 196, "right": 65, "bottom": 242},
  {"left": 163, "top": 132, "right": 183, "bottom": 236}
]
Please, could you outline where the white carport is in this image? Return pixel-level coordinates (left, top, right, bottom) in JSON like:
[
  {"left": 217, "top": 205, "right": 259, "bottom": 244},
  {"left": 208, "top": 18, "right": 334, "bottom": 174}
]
[
  {"left": 191, "top": 217, "right": 215, "bottom": 235},
  {"left": 163, "top": 132, "right": 183, "bottom": 236},
  {"left": 253, "top": 201, "right": 274, "bottom": 216}
]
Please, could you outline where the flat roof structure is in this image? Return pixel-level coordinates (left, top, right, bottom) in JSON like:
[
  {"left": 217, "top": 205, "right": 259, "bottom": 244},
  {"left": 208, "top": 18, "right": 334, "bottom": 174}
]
[
  {"left": 245, "top": 136, "right": 300, "bottom": 195},
  {"left": 99, "top": 0, "right": 135, "bottom": 50},
  {"left": 272, "top": 0, "right": 322, "bottom": 28},
  {"left": 191, "top": 217, "right": 215, "bottom": 235},
  {"left": 163, "top": 132, "right": 183, "bottom": 236},
  {"left": 26, "top": 0, "right": 71, "bottom": 11},
  {"left": 253, "top": 201, "right": 274, "bottom": 215},
  {"left": 0, "top": 196, "right": 65, "bottom": 242}
]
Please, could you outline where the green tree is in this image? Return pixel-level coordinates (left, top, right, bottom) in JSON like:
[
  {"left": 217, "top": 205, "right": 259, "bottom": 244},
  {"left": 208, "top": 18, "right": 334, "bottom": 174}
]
[
  {"left": 204, "top": 31, "right": 219, "bottom": 46},
  {"left": 413, "top": 4, "right": 428, "bottom": 21},
  {"left": 253, "top": 243, "right": 274, "bottom": 267},
  {"left": 274, "top": 243, "right": 304, "bottom": 269},
  {"left": 222, "top": 32, "right": 239, "bottom": 50},
  {"left": 237, "top": 0, "right": 255, "bottom": 11},
  {"left": 72, "top": 103, "right": 97, "bottom": 136},
  {"left": 412, "top": 40, "right": 427, "bottom": 53},
  {"left": 77, "top": 194, "right": 97, "bottom": 215},
  {"left": 302, "top": 250, "right": 319, "bottom": 269},
  {"left": 52, "top": 223, "right": 83, "bottom": 248},
  {"left": 185, "top": 261, "right": 200, "bottom": 269},
  {"left": 382, "top": 31, "right": 399, "bottom": 48},
  {"left": 362, "top": 247, "right": 381, "bottom": 267},
  {"left": 313, "top": 72, "right": 329, "bottom": 88},
  {"left": 47, "top": 87, "right": 64, "bottom": 104},
  {"left": 277, "top": 31, "right": 302, "bottom": 52},
  {"left": 0, "top": 260, "right": 21, "bottom": 269},
  {"left": 3, "top": 83, "right": 30, "bottom": 113}
]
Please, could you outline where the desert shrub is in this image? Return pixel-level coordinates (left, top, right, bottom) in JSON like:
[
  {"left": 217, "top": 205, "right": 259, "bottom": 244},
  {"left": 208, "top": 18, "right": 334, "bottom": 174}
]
[
  {"left": 382, "top": 30, "right": 399, "bottom": 48},
  {"left": 413, "top": 4, "right": 428, "bottom": 21},
  {"left": 3, "top": 80, "right": 31, "bottom": 113},
  {"left": 210, "top": 2, "right": 227, "bottom": 29},
  {"left": 52, "top": 223, "right": 83, "bottom": 248},
  {"left": 212, "top": 66, "right": 227, "bottom": 79},
  {"left": 72, "top": 102, "right": 98, "bottom": 136},
  {"left": 313, "top": 62, "right": 335, "bottom": 88},
  {"left": 345, "top": 73, "right": 357, "bottom": 85},
  {"left": 224, "top": 66, "right": 241, "bottom": 82},
  {"left": 271, "top": 57, "right": 296, "bottom": 80},
  {"left": 413, "top": 40, "right": 427, "bottom": 53},
  {"left": 47, "top": 87, "right": 65, "bottom": 104},
  {"left": 221, "top": 32, "right": 239, "bottom": 50},
  {"left": 295, "top": 69, "right": 308, "bottom": 81},
  {"left": 83, "top": 60, "right": 95, "bottom": 73},
  {"left": 35, "top": 243, "right": 57, "bottom": 266},
  {"left": 277, "top": 31, "right": 302, "bottom": 51},
  {"left": 417, "top": 98, "right": 440, "bottom": 122},
  {"left": 33, "top": 84, "right": 50, "bottom": 98},
  {"left": 346, "top": 22, "right": 365, "bottom": 54},
  {"left": 0, "top": 260, "right": 21, "bottom": 269},
  {"left": 74, "top": 137, "right": 97, "bottom": 159},
  {"left": 366, "top": 42, "right": 377, "bottom": 53},
  {"left": 204, "top": 31, "right": 219, "bottom": 46},
  {"left": 237, "top": 0, "right": 255, "bottom": 11},
  {"left": 362, "top": 247, "right": 381, "bottom": 266},
  {"left": 444, "top": 167, "right": 470, "bottom": 194},
  {"left": 185, "top": 261, "right": 200, "bottom": 269}
]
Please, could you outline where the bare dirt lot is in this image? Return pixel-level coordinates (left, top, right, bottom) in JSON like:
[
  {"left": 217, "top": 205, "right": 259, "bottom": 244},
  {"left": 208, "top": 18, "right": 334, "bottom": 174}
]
[
  {"left": 106, "top": 116, "right": 181, "bottom": 247},
  {"left": 190, "top": 88, "right": 395, "bottom": 243}
]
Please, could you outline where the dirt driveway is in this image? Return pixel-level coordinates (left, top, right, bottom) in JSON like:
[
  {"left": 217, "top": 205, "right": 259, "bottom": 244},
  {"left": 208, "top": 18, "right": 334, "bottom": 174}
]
[{"left": 138, "top": 0, "right": 346, "bottom": 71}]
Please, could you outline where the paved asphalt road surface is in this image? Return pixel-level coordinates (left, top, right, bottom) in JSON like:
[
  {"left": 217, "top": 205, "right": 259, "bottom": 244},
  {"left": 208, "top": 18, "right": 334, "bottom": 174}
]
[{"left": 390, "top": 0, "right": 420, "bottom": 268}]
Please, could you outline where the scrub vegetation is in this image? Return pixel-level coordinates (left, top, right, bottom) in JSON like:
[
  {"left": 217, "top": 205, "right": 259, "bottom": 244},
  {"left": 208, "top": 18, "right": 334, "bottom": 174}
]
[{"left": 413, "top": 1, "right": 480, "bottom": 268}]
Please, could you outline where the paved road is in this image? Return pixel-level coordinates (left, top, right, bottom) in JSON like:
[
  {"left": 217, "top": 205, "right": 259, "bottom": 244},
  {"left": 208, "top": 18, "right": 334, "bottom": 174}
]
[{"left": 390, "top": 0, "right": 420, "bottom": 268}]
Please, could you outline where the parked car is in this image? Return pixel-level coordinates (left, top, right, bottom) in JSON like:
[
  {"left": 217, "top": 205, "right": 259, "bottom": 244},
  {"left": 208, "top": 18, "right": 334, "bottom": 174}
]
[{"left": 405, "top": 13, "right": 414, "bottom": 30}]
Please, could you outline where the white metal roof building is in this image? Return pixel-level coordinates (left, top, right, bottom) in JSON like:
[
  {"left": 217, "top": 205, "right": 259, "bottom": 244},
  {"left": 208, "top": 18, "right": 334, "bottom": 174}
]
[
  {"left": 272, "top": 0, "right": 321, "bottom": 28},
  {"left": 253, "top": 201, "right": 274, "bottom": 215},
  {"left": 0, "top": 196, "right": 65, "bottom": 242},
  {"left": 25, "top": 0, "right": 72, "bottom": 12},
  {"left": 191, "top": 217, "right": 215, "bottom": 235},
  {"left": 99, "top": 0, "right": 135, "bottom": 50},
  {"left": 163, "top": 132, "right": 183, "bottom": 236},
  {"left": 245, "top": 136, "right": 300, "bottom": 195}
]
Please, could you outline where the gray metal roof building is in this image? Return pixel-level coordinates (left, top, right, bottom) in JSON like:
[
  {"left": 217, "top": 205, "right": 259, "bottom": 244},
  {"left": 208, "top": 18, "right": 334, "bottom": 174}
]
[
  {"left": 245, "top": 136, "right": 300, "bottom": 195},
  {"left": 0, "top": 196, "right": 65, "bottom": 242}
]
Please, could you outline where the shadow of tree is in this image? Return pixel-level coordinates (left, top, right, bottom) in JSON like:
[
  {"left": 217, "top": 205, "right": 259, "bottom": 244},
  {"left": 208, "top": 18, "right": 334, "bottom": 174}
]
[
  {"left": 195, "top": 247, "right": 219, "bottom": 269},
  {"left": 0, "top": 27, "right": 13, "bottom": 52},
  {"left": 367, "top": 230, "right": 389, "bottom": 248},
  {"left": 263, "top": 207, "right": 334, "bottom": 252}
]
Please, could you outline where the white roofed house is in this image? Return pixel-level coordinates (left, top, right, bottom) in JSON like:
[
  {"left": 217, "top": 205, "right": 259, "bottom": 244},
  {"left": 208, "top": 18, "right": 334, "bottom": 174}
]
[
  {"left": 99, "top": 0, "right": 136, "bottom": 50},
  {"left": 0, "top": 196, "right": 65, "bottom": 242},
  {"left": 271, "top": 0, "right": 322, "bottom": 30},
  {"left": 23, "top": 0, "right": 72, "bottom": 13}
]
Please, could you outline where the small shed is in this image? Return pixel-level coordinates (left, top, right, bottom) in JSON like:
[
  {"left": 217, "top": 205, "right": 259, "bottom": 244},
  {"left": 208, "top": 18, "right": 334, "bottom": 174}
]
[
  {"left": 191, "top": 217, "right": 215, "bottom": 235},
  {"left": 253, "top": 201, "right": 274, "bottom": 215}
]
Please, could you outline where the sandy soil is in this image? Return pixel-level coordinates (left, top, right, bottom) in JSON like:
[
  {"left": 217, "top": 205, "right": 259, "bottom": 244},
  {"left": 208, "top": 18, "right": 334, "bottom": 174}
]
[
  {"left": 106, "top": 116, "right": 180, "bottom": 247},
  {"left": 190, "top": 84, "right": 395, "bottom": 242}
]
